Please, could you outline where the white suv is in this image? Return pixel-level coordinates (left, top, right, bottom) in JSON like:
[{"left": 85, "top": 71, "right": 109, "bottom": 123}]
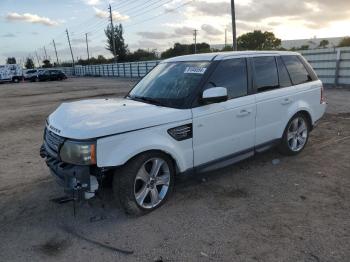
[{"left": 40, "top": 51, "right": 326, "bottom": 215}]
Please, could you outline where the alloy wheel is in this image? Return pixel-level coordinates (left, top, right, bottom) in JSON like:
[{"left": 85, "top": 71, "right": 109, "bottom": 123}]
[
  {"left": 287, "top": 117, "right": 308, "bottom": 152},
  {"left": 134, "top": 158, "right": 170, "bottom": 209}
]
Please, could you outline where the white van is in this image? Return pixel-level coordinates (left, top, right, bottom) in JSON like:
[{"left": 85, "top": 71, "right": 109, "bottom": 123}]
[
  {"left": 40, "top": 51, "right": 326, "bottom": 215},
  {"left": 0, "top": 64, "right": 23, "bottom": 83}
]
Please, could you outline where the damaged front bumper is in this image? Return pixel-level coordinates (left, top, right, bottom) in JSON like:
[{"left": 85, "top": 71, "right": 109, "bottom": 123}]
[{"left": 40, "top": 144, "right": 99, "bottom": 200}]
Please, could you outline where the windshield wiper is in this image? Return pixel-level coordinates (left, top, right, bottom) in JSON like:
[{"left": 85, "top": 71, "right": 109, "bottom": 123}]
[{"left": 131, "top": 96, "right": 166, "bottom": 107}]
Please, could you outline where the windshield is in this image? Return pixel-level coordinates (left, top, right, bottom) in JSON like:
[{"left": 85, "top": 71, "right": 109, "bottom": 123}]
[{"left": 128, "top": 61, "right": 210, "bottom": 108}]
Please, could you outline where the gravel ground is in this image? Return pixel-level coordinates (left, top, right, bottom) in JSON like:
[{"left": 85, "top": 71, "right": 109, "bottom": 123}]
[{"left": 0, "top": 78, "right": 349, "bottom": 262}]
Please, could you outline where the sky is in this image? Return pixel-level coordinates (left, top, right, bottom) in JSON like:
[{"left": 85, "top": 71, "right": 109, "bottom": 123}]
[{"left": 0, "top": 0, "right": 349, "bottom": 65}]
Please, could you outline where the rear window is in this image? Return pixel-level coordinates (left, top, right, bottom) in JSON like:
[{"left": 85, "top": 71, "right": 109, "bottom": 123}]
[
  {"left": 281, "top": 55, "right": 311, "bottom": 85},
  {"left": 253, "top": 56, "right": 279, "bottom": 92}
]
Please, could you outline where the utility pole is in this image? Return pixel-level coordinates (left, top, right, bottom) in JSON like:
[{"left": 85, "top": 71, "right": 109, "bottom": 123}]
[
  {"left": 43, "top": 46, "right": 48, "bottom": 60},
  {"left": 85, "top": 33, "right": 90, "bottom": 62},
  {"left": 193, "top": 29, "right": 198, "bottom": 54},
  {"left": 52, "top": 39, "right": 59, "bottom": 65},
  {"left": 231, "top": 0, "right": 237, "bottom": 51},
  {"left": 35, "top": 51, "right": 40, "bottom": 68},
  {"left": 66, "top": 29, "right": 75, "bottom": 66},
  {"left": 109, "top": 4, "right": 117, "bottom": 62},
  {"left": 225, "top": 28, "right": 227, "bottom": 48}
]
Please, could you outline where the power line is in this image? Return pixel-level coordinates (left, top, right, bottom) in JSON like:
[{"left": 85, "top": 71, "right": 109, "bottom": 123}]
[
  {"left": 125, "top": 0, "right": 193, "bottom": 28},
  {"left": 85, "top": 33, "right": 90, "bottom": 61},
  {"left": 109, "top": 4, "right": 117, "bottom": 62},
  {"left": 231, "top": 0, "right": 237, "bottom": 51},
  {"left": 193, "top": 29, "right": 198, "bottom": 54},
  {"left": 53, "top": 39, "right": 59, "bottom": 65},
  {"left": 66, "top": 29, "right": 75, "bottom": 66}
]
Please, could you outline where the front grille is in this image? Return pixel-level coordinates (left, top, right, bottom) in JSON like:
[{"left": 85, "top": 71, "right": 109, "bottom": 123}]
[{"left": 44, "top": 128, "right": 65, "bottom": 155}]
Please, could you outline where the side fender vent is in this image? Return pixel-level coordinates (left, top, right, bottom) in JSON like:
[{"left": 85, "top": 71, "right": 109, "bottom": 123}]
[{"left": 167, "top": 124, "right": 192, "bottom": 141}]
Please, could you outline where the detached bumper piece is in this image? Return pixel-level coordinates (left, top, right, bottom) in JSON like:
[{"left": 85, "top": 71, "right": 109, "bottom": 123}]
[{"left": 40, "top": 144, "right": 99, "bottom": 201}]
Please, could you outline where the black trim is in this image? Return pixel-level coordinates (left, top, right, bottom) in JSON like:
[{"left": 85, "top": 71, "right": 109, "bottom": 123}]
[
  {"left": 195, "top": 148, "right": 254, "bottom": 173},
  {"left": 167, "top": 124, "right": 193, "bottom": 141},
  {"left": 180, "top": 139, "right": 280, "bottom": 175}
]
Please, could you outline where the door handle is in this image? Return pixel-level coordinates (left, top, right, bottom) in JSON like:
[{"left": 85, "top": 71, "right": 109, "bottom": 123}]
[
  {"left": 281, "top": 98, "right": 292, "bottom": 105},
  {"left": 237, "top": 109, "right": 252, "bottom": 117}
]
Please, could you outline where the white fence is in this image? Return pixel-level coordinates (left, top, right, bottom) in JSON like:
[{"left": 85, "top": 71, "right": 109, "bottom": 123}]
[
  {"left": 300, "top": 47, "right": 350, "bottom": 85},
  {"left": 58, "top": 60, "right": 161, "bottom": 78},
  {"left": 56, "top": 48, "right": 350, "bottom": 86}
]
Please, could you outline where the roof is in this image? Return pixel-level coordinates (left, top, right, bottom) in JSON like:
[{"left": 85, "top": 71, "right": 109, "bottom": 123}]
[{"left": 163, "top": 51, "right": 298, "bottom": 62}]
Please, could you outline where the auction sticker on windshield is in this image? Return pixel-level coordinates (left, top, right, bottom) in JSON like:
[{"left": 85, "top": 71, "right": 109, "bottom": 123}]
[{"left": 184, "top": 67, "right": 207, "bottom": 74}]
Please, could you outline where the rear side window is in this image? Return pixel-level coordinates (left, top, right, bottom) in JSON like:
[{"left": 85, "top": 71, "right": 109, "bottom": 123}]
[
  {"left": 281, "top": 55, "right": 311, "bottom": 85},
  {"left": 253, "top": 56, "right": 279, "bottom": 92},
  {"left": 206, "top": 58, "right": 247, "bottom": 99},
  {"left": 276, "top": 57, "right": 292, "bottom": 87}
]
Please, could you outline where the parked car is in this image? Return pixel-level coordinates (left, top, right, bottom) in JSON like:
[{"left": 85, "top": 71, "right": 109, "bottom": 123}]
[
  {"left": 24, "top": 69, "right": 42, "bottom": 81},
  {"left": 0, "top": 64, "right": 23, "bottom": 83},
  {"left": 33, "top": 69, "right": 67, "bottom": 82},
  {"left": 40, "top": 51, "right": 326, "bottom": 215}
]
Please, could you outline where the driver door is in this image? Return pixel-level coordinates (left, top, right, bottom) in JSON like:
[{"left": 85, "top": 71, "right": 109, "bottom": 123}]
[{"left": 192, "top": 58, "right": 256, "bottom": 169}]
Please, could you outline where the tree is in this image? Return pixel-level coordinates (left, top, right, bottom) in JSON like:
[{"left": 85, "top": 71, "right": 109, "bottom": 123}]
[
  {"left": 221, "top": 45, "right": 233, "bottom": 51},
  {"left": 42, "top": 59, "right": 52, "bottom": 68},
  {"left": 105, "top": 24, "right": 128, "bottom": 61},
  {"left": 338, "top": 37, "right": 350, "bottom": 47},
  {"left": 319, "top": 40, "right": 329, "bottom": 48},
  {"left": 6, "top": 57, "right": 16, "bottom": 64},
  {"left": 161, "top": 42, "right": 211, "bottom": 59},
  {"left": 25, "top": 58, "right": 35, "bottom": 69},
  {"left": 126, "top": 49, "right": 158, "bottom": 62},
  {"left": 237, "top": 30, "right": 281, "bottom": 50},
  {"left": 290, "top": 45, "right": 309, "bottom": 51}
]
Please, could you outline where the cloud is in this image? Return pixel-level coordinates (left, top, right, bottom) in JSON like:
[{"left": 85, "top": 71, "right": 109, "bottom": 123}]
[
  {"left": 191, "top": 1, "right": 230, "bottom": 17},
  {"left": 173, "top": 26, "right": 194, "bottom": 36},
  {"left": 5, "top": 12, "right": 60, "bottom": 26},
  {"left": 201, "top": 24, "right": 222, "bottom": 35},
  {"left": 2, "top": 33, "right": 16, "bottom": 38},
  {"left": 189, "top": 0, "right": 350, "bottom": 29},
  {"left": 93, "top": 7, "right": 129, "bottom": 21},
  {"left": 137, "top": 32, "right": 172, "bottom": 39},
  {"left": 83, "top": 0, "right": 102, "bottom": 6},
  {"left": 129, "top": 40, "right": 168, "bottom": 50}
]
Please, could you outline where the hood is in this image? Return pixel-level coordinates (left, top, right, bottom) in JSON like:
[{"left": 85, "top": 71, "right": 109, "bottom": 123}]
[{"left": 47, "top": 98, "right": 191, "bottom": 139}]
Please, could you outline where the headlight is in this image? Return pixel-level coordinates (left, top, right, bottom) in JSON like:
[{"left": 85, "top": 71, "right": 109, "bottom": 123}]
[{"left": 60, "top": 140, "right": 96, "bottom": 165}]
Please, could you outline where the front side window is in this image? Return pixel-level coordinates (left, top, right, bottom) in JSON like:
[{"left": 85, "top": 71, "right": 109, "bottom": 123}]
[
  {"left": 253, "top": 56, "right": 279, "bottom": 92},
  {"left": 281, "top": 55, "right": 311, "bottom": 85},
  {"left": 128, "top": 61, "right": 210, "bottom": 108},
  {"left": 204, "top": 58, "right": 247, "bottom": 99}
]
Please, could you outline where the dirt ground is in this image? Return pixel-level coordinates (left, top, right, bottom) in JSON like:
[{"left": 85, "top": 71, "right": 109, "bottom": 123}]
[{"left": 0, "top": 78, "right": 349, "bottom": 262}]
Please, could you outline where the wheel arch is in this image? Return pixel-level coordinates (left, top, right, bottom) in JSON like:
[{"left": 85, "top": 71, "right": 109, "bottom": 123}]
[
  {"left": 120, "top": 149, "right": 181, "bottom": 174},
  {"left": 297, "top": 110, "right": 313, "bottom": 130}
]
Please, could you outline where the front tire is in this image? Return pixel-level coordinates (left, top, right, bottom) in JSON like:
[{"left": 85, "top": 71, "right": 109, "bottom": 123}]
[
  {"left": 113, "top": 152, "right": 175, "bottom": 216},
  {"left": 279, "top": 113, "right": 310, "bottom": 156}
]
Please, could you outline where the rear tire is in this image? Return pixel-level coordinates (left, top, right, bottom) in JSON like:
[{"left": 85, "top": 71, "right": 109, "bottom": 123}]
[
  {"left": 279, "top": 113, "right": 310, "bottom": 156},
  {"left": 113, "top": 151, "right": 175, "bottom": 216}
]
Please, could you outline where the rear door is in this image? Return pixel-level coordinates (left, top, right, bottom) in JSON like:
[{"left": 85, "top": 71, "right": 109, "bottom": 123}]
[
  {"left": 192, "top": 58, "right": 256, "bottom": 168},
  {"left": 253, "top": 56, "right": 294, "bottom": 146}
]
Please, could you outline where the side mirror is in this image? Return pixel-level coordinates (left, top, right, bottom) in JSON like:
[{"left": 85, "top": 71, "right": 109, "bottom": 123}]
[{"left": 201, "top": 87, "right": 228, "bottom": 104}]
